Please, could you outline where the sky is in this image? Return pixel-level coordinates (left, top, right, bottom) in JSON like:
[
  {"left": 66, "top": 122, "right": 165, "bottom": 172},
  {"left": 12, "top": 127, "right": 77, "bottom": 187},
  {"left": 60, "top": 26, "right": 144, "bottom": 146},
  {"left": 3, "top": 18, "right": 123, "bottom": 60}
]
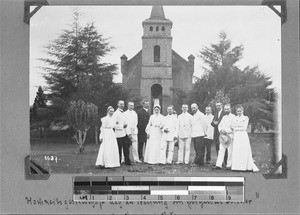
[{"left": 30, "top": 5, "right": 281, "bottom": 105}]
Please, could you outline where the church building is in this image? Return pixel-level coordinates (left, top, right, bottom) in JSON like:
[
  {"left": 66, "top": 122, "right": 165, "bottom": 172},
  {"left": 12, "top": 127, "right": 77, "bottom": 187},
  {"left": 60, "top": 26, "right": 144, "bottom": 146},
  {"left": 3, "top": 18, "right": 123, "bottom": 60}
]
[{"left": 121, "top": 6, "right": 194, "bottom": 114}]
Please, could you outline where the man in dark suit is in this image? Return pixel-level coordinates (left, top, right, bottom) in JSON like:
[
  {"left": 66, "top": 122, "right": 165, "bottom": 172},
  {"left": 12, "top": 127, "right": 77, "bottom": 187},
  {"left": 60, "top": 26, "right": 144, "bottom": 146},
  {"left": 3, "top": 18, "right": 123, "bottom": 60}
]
[
  {"left": 211, "top": 101, "right": 227, "bottom": 166},
  {"left": 137, "top": 100, "right": 150, "bottom": 161}
]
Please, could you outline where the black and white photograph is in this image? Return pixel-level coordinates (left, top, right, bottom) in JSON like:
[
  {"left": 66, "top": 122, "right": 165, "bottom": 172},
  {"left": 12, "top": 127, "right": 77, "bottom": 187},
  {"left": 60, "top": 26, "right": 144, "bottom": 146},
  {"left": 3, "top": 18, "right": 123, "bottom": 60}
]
[
  {"left": 2, "top": 0, "right": 300, "bottom": 214},
  {"left": 29, "top": 5, "right": 281, "bottom": 175}
]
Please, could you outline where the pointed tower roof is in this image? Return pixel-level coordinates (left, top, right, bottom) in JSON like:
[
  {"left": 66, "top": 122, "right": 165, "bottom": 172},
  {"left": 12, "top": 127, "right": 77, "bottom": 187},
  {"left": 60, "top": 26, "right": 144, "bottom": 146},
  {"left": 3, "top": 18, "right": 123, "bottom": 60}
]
[
  {"left": 150, "top": 6, "right": 165, "bottom": 20},
  {"left": 142, "top": 5, "right": 172, "bottom": 26}
]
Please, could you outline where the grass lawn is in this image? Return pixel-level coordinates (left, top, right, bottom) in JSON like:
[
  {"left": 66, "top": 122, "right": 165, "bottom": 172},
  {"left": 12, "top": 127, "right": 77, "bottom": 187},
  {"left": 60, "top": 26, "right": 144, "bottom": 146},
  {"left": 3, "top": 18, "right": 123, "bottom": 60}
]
[{"left": 30, "top": 133, "right": 276, "bottom": 175}]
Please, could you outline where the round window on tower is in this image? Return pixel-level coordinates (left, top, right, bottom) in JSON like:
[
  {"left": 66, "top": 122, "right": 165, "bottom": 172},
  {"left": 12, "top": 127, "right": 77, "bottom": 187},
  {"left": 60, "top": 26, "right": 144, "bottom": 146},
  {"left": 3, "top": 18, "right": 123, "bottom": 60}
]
[{"left": 150, "top": 26, "right": 153, "bottom": 31}]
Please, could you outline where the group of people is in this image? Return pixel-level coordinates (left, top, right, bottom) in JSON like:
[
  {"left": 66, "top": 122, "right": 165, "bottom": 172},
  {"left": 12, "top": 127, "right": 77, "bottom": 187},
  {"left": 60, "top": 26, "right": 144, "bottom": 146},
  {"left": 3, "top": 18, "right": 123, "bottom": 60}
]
[{"left": 95, "top": 99, "right": 259, "bottom": 172}]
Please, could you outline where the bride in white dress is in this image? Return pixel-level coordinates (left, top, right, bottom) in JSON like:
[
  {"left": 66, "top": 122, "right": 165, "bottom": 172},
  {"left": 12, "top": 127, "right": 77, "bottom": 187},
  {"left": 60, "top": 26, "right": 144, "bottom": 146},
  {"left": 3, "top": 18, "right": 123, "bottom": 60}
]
[
  {"left": 144, "top": 105, "right": 164, "bottom": 164},
  {"left": 95, "top": 106, "right": 120, "bottom": 168},
  {"left": 231, "top": 106, "right": 259, "bottom": 172}
]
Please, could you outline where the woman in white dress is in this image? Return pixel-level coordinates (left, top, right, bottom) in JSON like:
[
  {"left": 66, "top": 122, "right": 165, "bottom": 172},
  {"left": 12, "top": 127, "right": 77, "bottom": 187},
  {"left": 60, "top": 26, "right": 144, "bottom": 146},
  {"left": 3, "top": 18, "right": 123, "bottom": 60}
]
[
  {"left": 95, "top": 106, "right": 120, "bottom": 168},
  {"left": 231, "top": 106, "right": 259, "bottom": 172},
  {"left": 144, "top": 105, "right": 164, "bottom": 164}
]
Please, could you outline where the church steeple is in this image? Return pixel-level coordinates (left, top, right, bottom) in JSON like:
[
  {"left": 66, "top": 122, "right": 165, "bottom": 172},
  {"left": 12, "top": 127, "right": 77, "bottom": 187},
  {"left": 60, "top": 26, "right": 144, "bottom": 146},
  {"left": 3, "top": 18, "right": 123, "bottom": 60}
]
[
  {"left": 121, "top": 6, "right": 194, "bottom": 115},
  {"left": 142, "top": 5, "right": 173, "bottom": 38},
  {"left": 150, "top": 6, "right": 165, "bottom": 19},
  {"left": 142, "top": 6, "right": 172, "bottom": 29}
]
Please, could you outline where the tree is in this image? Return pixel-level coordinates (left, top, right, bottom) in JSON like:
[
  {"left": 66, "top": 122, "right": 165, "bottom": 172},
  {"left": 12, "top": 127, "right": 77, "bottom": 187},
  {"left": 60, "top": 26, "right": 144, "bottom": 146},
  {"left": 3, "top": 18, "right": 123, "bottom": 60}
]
[
  {"left": 191, "top": 32, "right": 276, "bottom": 132},
  {"left": 198, "top": 32, "right": 244, "bottom": 95},
  {"left": 41, "top": 11, "right": 116, "bottom": 102},
  {"left": 227, "top": 66, "right": 275, "bottom": 132},
  {"left": 67, "top": 100, "right": 98, "bottom": 153},
  {"left": 30, "top": 106, "right": 37, "bottom": 123},
  {"left": 30, "top": 86, "right": 50, "bottom": 138},
  {"left": 30, "top": 86, "right": 47, "bottom": 122},
  {"left": 170, "top": 87, "right": 189, "bottom": 112},
  {"left": 189, "top": 77, "right": 212, "bottom": 112},
  {"left": 34, "top": 86, "right": 47, "bottom": 108},
  {"left": 40, "top": 10, "right": 130, "bottom": 142},
  {"left": 209, "top": 90, "right": 230, "bottom": 111}
]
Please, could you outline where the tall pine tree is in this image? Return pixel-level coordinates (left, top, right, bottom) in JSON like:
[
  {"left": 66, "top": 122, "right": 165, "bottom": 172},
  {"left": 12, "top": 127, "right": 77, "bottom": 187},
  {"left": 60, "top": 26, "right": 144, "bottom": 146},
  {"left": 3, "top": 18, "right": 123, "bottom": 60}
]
[
  {"left": 34, "top": 86, "right": 47, "bottom": 108},
  {"left": 41, "top": 10, "right": 116, "bottom": 101},
  {"left": 30, "top": 86, "right": 47, "bottom": 122},
  {"left": 40, "top": 10, "right": 129, "bottom": 143},
  {"left": 190, "top": 32, "right": 275, "bottom": 132}
]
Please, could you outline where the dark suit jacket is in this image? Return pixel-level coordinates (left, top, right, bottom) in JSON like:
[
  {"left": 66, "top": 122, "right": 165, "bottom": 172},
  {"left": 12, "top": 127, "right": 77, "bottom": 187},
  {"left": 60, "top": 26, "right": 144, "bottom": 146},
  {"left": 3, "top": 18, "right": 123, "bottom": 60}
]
[
  {"left": 211, "top": 109, "right": 226, "bottom": 141},
  {"left": 137, "top": 108, "right": 150, "bottom": 141}
]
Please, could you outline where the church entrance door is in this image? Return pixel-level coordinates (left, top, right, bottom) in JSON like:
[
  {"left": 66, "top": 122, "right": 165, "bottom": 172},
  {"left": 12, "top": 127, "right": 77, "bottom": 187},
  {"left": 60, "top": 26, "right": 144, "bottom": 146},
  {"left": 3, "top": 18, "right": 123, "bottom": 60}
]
[{"left": 151, "top": 84, "right": 163, "bottom": 113}]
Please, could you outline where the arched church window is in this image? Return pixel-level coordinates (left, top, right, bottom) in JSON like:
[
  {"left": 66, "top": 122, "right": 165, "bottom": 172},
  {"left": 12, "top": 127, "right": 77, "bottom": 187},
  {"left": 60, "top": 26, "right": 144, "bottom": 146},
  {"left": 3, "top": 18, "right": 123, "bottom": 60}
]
[
  {"left": 156, "top": 26, "right": 159, "bottom": 31},
  {"left": 150, "top": 26, "right": 153, "bottom": 31},
  {"left": 154, "top": 45, "right": 160, "bottom": 62},
  {"left": 162, "top": 26, "right": 165, "bottom": 31}
]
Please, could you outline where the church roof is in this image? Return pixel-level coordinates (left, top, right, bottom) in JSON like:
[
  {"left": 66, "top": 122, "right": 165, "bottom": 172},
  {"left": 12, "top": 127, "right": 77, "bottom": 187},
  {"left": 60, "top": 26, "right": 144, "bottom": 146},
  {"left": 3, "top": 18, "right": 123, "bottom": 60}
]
[
  {"left": 126, "top": 49, "right": 189, "bottom": 64},
  {"left": 142, "top": 6, "right": 173, "bottom": 26},
  {"left": 172, "top": 50, "right": 189, "bottom": 64},
  {"left": 150, "top": 6, "right": 165, "bottom": 20}
]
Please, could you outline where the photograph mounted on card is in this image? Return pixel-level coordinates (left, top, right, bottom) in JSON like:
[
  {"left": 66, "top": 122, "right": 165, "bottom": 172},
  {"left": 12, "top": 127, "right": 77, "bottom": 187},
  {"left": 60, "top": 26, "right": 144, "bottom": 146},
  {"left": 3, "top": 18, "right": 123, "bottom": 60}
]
[{"left": 1, "top": 0, "right": 299, "bottom": 214}]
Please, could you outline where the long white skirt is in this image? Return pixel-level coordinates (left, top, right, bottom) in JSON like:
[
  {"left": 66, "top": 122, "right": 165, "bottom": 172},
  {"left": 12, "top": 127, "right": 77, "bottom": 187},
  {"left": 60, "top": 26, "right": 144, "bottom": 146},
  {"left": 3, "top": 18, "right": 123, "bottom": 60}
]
[
  {"left": 95, "top": 129, "right": 120, "bottom": 168},
  {"left": 144, "top": 126, "right": 162, "bottom": 164},
  {"left": 231, "top": 131, "right": 259, "bottom": 172}
]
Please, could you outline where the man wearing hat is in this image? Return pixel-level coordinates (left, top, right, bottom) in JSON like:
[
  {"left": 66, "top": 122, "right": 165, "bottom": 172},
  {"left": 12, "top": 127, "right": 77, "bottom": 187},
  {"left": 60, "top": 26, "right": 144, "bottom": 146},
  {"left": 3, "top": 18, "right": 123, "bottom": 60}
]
[{"left": 214, "top": 104, "right": 235, "bottom": 169}]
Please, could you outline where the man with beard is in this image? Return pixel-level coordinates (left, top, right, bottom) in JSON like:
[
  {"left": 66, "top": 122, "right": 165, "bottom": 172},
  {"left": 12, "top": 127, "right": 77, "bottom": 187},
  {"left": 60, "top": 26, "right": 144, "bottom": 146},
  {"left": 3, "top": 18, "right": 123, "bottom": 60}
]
[
  {"left": 213, "top": 104, "right": 235, "bottom": 170},
  {"left": 211, "top": 101, "right": 227, "bottom": 167},
  {"left": 137, "top": 100, "right": 150, "bottom": 162}
]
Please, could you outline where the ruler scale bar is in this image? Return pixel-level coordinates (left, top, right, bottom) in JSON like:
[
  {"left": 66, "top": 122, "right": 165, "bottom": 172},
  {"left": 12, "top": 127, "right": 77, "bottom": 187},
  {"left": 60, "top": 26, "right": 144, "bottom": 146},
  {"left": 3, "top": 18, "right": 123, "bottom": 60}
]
[
  {"left": 141, "top": 181, "right": 159, "bottom": 186},
  {"left": 73, "top": 182, "right": 243, "bottom": 186},
  {"left": 189, "top": 191, "right": 227, "bottom": 195},
  {"left": 125, "top": 181, "right": 141, "bottom": 185},
  {"left": 73, "top": 176, "right": 244, "bottom": 202},
  {"left": 151, "top": 190, "right": 189, "bottom": 195},
  {"left": 91, "top": 186, "right": 112, "bottom": 190},
  {"left": 73, "top": 194, "right": 243, "bottom": 201},
  {"left": 117, "top": 190, "right": 151, "bottom": 195},
  {"left": 92, "top": 181, "right": 107, "bottom": 186},
  {"left": 188, "top": 186, "right": 226, "bottom": 191},
  {"left": 111, "top": 186, "right": 150, "bottom": 190},
  {"left": 150, "top": 186, "right": 188, "bottom": 190}
]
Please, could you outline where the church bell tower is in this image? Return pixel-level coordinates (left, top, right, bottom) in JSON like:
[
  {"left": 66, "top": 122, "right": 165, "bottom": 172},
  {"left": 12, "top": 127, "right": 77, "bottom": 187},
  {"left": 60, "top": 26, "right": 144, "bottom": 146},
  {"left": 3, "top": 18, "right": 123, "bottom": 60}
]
[{"left": 141, "top": 6, "right": 173, "bottom": 113}]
